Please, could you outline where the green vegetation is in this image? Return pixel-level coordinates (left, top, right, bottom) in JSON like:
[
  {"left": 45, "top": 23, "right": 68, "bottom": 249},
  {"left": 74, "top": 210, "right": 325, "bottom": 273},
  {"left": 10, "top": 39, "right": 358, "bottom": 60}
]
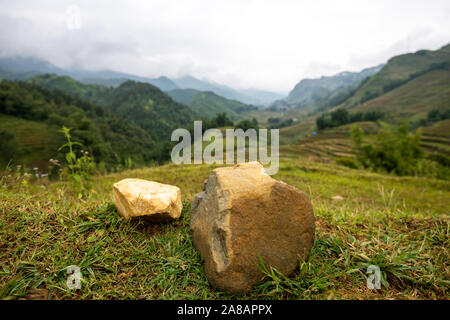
[
  {"left": 0, "top": 160, "right": 448, "bottom": 299},
  {"left": 0, "top": 129, "right": 20, "bottom": 164},
  {"left": 166, "top": 88, "right": 200, "bottom": 105},
  {"left": 100, "top": 81, "right": 195, "bottom": 141},
  {"left": 0, "top": 80, "right": 164, "bottom": 169},
  {"left": 316, "top": 109, "right": 384, "bottom": 130},
  {"left": 267, "top": 117, "right": 295, "bottom": 129},
  {"left": 340, "top": 44, "right": 450, "bottom": 112},
  {"left": 31, "top": 75, "right": 196, "bottom": 141},
  {"left": 235, "top": 118, "right": 259, "bottom": 131},
  {"left": 265, "top": 44, "right": 450, "bottom": 144},
  {"left": 168, "top": 89, "right": 257, "bottom": 121},
  {"left": 426, "top": 109, "right": 450, "bottom": 123},
  {"left": 203, "top": 112, "right": 234, "bottom": 130},
  {"left": 350, "top": 123, "right": 423, "bottom": 175},
  {"left": 56, "top": 126, "right": 95, "bottom": 197},
  {"left": 345, "top": 123, "right": 449, "bottom": 179},
  {"left": 29, "top": 74, "right": 112, "bottom": 105},
  {"left": 0, "top": 44, "right": 449, "bottom": 301}
]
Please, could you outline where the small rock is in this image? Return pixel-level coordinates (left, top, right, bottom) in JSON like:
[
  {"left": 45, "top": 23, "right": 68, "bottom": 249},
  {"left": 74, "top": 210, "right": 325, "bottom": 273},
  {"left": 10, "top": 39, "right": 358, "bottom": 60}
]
[
  {"left": 332, "top": 195, "right": 344, "bottom": 201},
  {"left": 113, "top": 178, "right": 182, "bottom": 222},
  {"left": 190, "top": 162, "right": 315, "bottom": 293}
]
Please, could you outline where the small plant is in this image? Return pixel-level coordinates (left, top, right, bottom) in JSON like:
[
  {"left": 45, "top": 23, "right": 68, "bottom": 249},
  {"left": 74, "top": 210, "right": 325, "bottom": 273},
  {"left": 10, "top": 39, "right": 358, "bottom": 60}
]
[
  {"left": 350, "top": 122, "right": 424, "bottom": 176},
  {"left": 57, "top": 126, "right": 95, "bottom": 197}
]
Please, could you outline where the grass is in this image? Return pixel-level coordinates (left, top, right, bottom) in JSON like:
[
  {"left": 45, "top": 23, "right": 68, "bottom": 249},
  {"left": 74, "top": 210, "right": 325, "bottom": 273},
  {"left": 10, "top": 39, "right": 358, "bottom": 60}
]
[
  {"left": 1, "top": 159, "right": 448, "bottom": 300},
  {"left": 352, "top": 69, "right": 450, "bottom": 120}
]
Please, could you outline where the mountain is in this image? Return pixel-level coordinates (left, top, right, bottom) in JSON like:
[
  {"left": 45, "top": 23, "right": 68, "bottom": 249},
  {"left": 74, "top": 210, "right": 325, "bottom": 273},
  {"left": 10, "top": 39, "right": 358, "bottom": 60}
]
[
  {"left": 166, "top": 88, "right": 201, "bottom": 105},
  {"left": 339, "top": 43, "right": 450, "bottom": 119},
  {"left": 284, "top": 64, "right": 384, "bottom": 106},
  {"left": 167, "top": 89, "right": 257, "bottom": 121},
  {"left": 0, "top": 56, "right": 180, "bottom": 91},
  {"left": 0, "top": 56, "right": 282, "bottom": 104},
  {"left": 240, "top": 88, "right": 286, "bottom": 105},
  {"left": 28, "top": 74, "right": 112, "bottom": 106},
  {"left": 99, "top": 80, "right": 195, "bottom": 139},
  {"left": 145, "top": 76, "right": 179, "bottom": 91},
  {"left": 81, "top": 75, "right": 179, "bottom": 91},
  {"left": 339, "top": 43, "right": 450, "bottom": 111},
  {"left": 0, "top": 56, "right": 66, "bottom": 81},
  {"left": 275, "top": 43, "right": 450, "bottom": 145},
  {"left": 30, "top": 74, "right": 196, "bottom": 141},
  {"left": 0, "top": 56, "right": 64, "bottom": 75}
]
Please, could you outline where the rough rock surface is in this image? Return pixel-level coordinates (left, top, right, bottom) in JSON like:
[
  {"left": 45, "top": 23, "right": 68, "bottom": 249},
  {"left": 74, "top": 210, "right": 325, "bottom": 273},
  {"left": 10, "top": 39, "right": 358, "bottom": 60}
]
[
  {"left": 190, "top": 162, "right": 315, "bottom": 293},
  {"left": 113, "top": 178, "right": 182, "bottom": 222}
]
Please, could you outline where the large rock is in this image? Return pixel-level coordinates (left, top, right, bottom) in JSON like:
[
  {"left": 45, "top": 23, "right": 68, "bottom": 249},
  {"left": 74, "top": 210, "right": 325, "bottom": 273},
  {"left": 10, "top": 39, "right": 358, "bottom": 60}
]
[
  {"left": 113, "top": 178, "right": 182, "bottom": 222},
  {"left": 190, "top": 162, "right": 315, "bottom": 293}
]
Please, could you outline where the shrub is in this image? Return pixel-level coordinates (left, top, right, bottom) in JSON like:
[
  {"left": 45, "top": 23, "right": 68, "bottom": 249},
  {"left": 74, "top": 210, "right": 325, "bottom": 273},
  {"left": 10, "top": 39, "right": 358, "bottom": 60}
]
[
  {"left": 236, "top": 118, "right": 259, "bottom": 131},
  {"left": 316, "top": 109, "right": 384, "bottom": 131},
  {"left": 427, "top": 153, "right": 450, "bottom": 167},
  {"left": 335, "top": 157, "right": 360, "bottom": 169},
  {"left": 352, "top": 122, "right": 424, "bottom": 176}
]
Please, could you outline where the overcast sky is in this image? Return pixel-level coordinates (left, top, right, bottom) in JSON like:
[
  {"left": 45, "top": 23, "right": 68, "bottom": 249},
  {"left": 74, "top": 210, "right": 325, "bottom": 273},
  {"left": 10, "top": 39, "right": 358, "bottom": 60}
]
[{"left": 1, "top": 0, "right": 450, "bottom": 92}]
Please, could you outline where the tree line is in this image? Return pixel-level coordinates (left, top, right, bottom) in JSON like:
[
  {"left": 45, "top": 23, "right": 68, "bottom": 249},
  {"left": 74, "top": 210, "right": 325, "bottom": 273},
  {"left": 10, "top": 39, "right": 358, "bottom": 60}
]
[{"left": 316, "top": 108, "right": 384, "bottom": 130}]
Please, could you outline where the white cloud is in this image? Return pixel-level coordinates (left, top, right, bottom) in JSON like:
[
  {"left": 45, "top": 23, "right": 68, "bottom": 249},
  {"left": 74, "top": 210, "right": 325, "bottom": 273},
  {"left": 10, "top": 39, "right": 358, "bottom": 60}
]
[{"left": 0, "top": 0, "right": 449, "bottom": 91}]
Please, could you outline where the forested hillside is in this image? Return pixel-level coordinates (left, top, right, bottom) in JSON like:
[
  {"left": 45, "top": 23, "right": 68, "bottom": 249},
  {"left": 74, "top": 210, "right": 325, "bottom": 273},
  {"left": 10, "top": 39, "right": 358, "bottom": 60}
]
[
  {"left": 0, "top": 80, "right": 180, "bottom": 168},
  {"left": 30, "top": 74, "right": 197, "bottom": 140}
]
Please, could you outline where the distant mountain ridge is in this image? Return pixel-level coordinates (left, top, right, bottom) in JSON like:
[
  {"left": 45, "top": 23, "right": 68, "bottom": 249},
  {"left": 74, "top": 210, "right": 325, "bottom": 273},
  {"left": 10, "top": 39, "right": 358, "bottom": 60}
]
[
  {"left": 171, "top": 76, "right": 284, "bottom": 105},
  {"left": 0, "top": 56, "right": 283, "bottom": 105},
  {"left": 285, "top": 64, "right": 384, "bottom": 105},
  {"left": 0, "top": 56, "right": 181, "bottom": 91}
]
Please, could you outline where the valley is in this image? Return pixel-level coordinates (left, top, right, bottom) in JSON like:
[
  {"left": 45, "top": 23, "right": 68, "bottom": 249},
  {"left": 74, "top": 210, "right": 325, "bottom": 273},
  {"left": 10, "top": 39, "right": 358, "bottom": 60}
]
[{"left": 0, "top": 42, "right": 449, "bottom": 300}]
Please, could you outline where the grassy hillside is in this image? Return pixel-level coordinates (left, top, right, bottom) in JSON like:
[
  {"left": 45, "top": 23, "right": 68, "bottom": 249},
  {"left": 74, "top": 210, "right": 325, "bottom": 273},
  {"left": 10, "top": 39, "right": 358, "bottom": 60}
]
[
  {"left": 341, "top": 44, "right": 450, "bottom": 109},
  {"left": 279, "top": 119, "right": 450, "bottom": 169},
  {"left": 420, "top": 119, "right": 450, "bottom": 156},
  {"left": 1, "top": 160, "right": 448, "bottom": 299},
  {"left": 351, "top": 69, "right": 450, "bottom": 120},
  {"left": 270, "top": 45, "right": 450, "bottom": 157}
]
